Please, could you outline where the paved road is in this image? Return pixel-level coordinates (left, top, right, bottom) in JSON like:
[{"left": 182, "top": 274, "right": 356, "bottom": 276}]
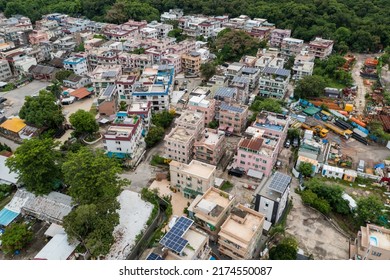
[{"left": 0, "top": 81, "right": 51, "bottom": 117}]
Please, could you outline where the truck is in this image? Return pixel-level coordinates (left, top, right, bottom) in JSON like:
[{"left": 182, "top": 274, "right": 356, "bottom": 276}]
[
  {"left": 324, "top": 123, "right": 353, "bottom": 139},
  {"left": 300, "top": 123, "right": 328, "bottom": 138}
]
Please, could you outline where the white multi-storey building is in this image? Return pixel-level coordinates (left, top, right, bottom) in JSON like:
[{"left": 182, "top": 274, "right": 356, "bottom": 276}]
[{"left": 63, "top": 56, "right": 88, "bottom": 75}]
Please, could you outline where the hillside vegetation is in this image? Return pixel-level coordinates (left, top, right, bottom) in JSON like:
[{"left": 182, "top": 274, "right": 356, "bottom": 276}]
[{"left": 1, "top": 0, "right": 389, "bottom": 51}]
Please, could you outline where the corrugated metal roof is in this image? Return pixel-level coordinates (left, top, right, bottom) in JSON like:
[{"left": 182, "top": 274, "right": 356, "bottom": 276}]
[
  {"left": 0, "top": 118, "right": 26, "bottom": 133},
  {"left": 263, "top": 66, "right": 290, "bottom": 77},
  {"left": 215, "top": 87, "right": 236, "bottom": 98}
]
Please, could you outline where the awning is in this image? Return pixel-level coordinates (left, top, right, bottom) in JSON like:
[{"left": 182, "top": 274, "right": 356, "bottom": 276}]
[
  {"left": 70, "top": 87, "right": 92, "bottom": 99},
  {"left": 0, "top": 208, "right": 19, "bottom": 226},
  {"left": 247, "top": 169, "right": 264, "bottom": 180}
]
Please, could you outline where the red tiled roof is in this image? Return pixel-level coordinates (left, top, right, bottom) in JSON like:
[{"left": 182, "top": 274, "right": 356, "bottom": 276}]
[
  {"left": 70, "top": 87, "right": 92, "bottom": 99},
  {"left": 378, "top": 115, "right": 390, "bottom": 132}
]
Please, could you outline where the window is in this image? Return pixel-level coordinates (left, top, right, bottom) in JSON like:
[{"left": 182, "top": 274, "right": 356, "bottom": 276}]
[
  {"left": 261, "top": 167, "right": 266, "bottom": 170},
  {"left": 265, "top": 203, "right": 269, "bottom": 207},
  {"left": 115, "top": 141, "right": 121, "bottom": 144},
  {"left": 240, "top": 160, "right": 245, "bottom": 164},
  {"left": 255, "top": 158, "right": 260, "bottom": 162},
  {"left": 263, "top": 160, "right": 267, "bottom": 164},
  {"left": 240, "top": 154, "right": 246, "bottom": 158},
  {"left": 254, "top": 164, "right": 259, "bottom": 168},
  {"left": 116, "top": 148, "right": 122, "bottom": 151}
]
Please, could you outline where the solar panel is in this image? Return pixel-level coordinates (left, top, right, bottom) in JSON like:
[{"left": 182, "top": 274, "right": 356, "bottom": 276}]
[
  {"left": 146, "top": 252, "right": 163, "bottom": 260},
  {"left": 159, "top": 216, "right": 193, "bottom": 254},
  {"left": 220, "top": 103, "right": 244, "bottom": 113},
  {"left": 268, "top": 172, "right": 291, "bottom": 194}
]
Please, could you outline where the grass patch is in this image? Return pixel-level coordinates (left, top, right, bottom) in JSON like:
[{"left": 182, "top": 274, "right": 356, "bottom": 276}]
[
  {"left": 89, "top": 106, "right": 97, "bottom": 116},
  {"left": 325, "top": 79, "right": 346, "bottom": 89},
  {"left": 150, "top": 155, "right": 169, "bottom": 167},
  {"left": 0, "top": 195, "right": 12, "bottom": 209}
]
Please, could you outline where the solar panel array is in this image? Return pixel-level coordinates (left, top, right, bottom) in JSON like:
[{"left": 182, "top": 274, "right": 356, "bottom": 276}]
[
  {"left": 268, "top": 172, "right": 291, "bottom": 194},
  {"left": 263, "top": 66, "right": 291, "bottom": 77},
  {"left": 159, "top": 216, "right": 193, "bottom": 254},
  {"left": 215, "top": 87, "right": 236, "bottom": 98},
  {"left": 146, "top": 253, "right": 163, "bottom": 260},
  {"left": 220, "top": 103, "right": 244, "bottom": 113}
]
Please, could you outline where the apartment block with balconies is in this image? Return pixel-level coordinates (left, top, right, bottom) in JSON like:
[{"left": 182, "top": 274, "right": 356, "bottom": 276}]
[
  {"left": 350, "top": 224, "right": 390, "bottom": 260},
  {"left": 169, "top": 160, "right": 216, "bottom": 198},
  {"left": 194, "top": 128, "right": 226, "bottom": 166},
  {"left": 175, "top": 111, "right": 205, "bottom": 139},
  {"left": 218, "top": 204, "right": 265, "bottom": 260},
  {"left": 308, "top": 37, "right": 334, "bottom": 59},
  {"left": 188, "top": 187, "right": 236, "bottom": 241},
  {"left": 187, "top": 95, "right": 216, "bottom": 126},
  {"left": 182, "top": 51, "right": 201, "bottom": 76},
  {"left": 259, "top": 67, "right": 290, "bottom": 99},
  {"left": 164, "top": 126, "right": 195, "bottom": 164},
  {"left": 218, "top": 103, "right": 249, "bottom": 134},
  {"left": 270, "top": 29, "right": 292, "bottom": 48},
  {"left": 281, "top": 37, "right": 304, "bottom": 57}
]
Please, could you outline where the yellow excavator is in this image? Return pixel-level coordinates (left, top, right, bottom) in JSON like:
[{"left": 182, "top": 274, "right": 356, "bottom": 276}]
[{"left": 300, "top": 123, "right": 328, "bottom": 138}]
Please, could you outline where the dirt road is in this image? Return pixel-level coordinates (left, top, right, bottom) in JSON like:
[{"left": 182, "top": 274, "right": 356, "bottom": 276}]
[{"left": 351, "top": 54, "right": 367, "bottom": 115}]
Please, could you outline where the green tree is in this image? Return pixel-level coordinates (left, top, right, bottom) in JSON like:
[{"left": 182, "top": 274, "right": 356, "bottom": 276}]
[
  {"left": 6, "top": 138, "right": 61, "bottom": 195},
  {"left": 55, "top": 70, "right": 73, "bottom": 83},
  {"left": 151, "top": 110, "right": 175, "bottom": 129},
  {"left": 69, "top": 110, "right": 99, "bottom": 137},
  {"left": 46, "top": 80, "right": 63, "bottom": 100},
  {"left": 0, "top": 184, "right": 12, "bottom": 198},
  {"left": 208, "top": 120, "right": 218, "bottom": 129},
  {"left": 145, "top": 126, "right": 165, "bottom": 148},
  {"left": 287, "top": 128, "right": 300, "bottom": 141},
  {"left": 200, "top": 62, "right": 216, "bottom": 81},
  {"left": 294, "top": 75, "right": 327, "bottom": 99},
  {"left": 356, "top": 196, "right": 385, "bottom": 226},
  {"left": 298, "top": 162, "right": 314, "bottom": 177},
  {"left": 0, "top": 223, "right": 33, "bottom": 254},
  {"left": 62, "top": 148, "right": 125, "bottom": 207},
  {"left": 250, "top": 98, "right": 282, "bottom": 114},
  {"left": 167, "top": 28, "right": 188, "bottom": 42},
  {"left": 105, "top": 0, "right": 159, "bottom": 23},
  {"left": 269, "top": 237, "right": 298, "bottom": 260},
  {"left": 19, "top": 90, "right": 65, "bottom": 129},
  {"left": 215, "top": 29, "right": 259, "bottom": 62},
  {"left": 63, "top": 204, "right": 118, "bottom": 257}
]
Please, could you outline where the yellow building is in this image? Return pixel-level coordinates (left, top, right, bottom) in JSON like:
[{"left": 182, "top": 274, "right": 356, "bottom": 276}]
[
  {"left": 181, "top": 51, "right": 201, "bottom": 76},
  {"left": 0, "top": 117, "right": 26, "bottom": 137}
]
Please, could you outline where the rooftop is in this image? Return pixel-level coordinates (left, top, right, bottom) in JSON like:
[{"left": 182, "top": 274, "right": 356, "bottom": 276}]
[
  {"left": 166, "top": 126, "right": 194, "bottom": 142},
  {"left": 197, "top": 129, "right": 225, "bottom": 147},
  {"left": 0, "top": 118, "right": 26, "bottom": 133},
  {"left": 362, "top": 224, "right": 390, "bottom": 251},
  {"left": 0, "top": 155, "right": 18, "bottom": 184},
  {"left": 170, "top": 160, "right": 216, "bottom": 179},
  {"left": 219, "top": 204, "right": 264, "bottom": 247},
  {"left": 220, "top": 102, "right": 246, "bottom": 114},
  {"left": 176, "top": 111, "right": 203, "bottom": 125},
  {"left": 106, "top": 126, "right": 134, "bottom": 138},
  {"left": 214, "top": 87, "right": 237, "bottom": 99}
]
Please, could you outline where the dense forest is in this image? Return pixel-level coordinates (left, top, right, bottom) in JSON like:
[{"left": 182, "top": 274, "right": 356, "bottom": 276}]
[{"left": 1, "top": 0, "right": 390, "bottom": 52}]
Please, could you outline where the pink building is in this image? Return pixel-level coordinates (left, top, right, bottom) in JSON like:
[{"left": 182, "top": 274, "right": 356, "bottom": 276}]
[
  {"left": 187, "top": 95, "right": 216, "bottom": 125},
  {"left": 194, "top": 128, "right": 226, "bottom": 165},
  {"left": 308, "top": 37, "right": 334, "bottom": 59},
  {"left": 29, "top": 30, "right": 49, "bottom": 45},
  {"left": 270, "top": 29, "right": 291, "bottom": 48},
  {"left": 218, "top": 103, "right": 249, "bottom": 134}
]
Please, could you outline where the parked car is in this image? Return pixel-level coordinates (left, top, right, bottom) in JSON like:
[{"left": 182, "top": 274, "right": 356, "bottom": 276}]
[
  {"left": 0, "top": 97, "right": 7, "bottom": 104},
  {"left": 228, "top": 168, "right": 245, "bottom": 177},
  {"left": 284, "top": 139, "right": 291, "bottom": 148},
  {"left": 292, "top": 138, "right": 299, "bottom": 148}
]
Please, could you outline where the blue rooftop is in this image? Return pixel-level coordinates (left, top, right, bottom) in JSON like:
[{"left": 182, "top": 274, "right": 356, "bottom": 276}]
[
  {"left": 220, "top": 103, "right": 245, "bottom": 113},
  {"left": 215, "top": 87, "right": 236, "bottom": 99},
  {"left": 0, "top": 208, "right": 19, "bottom": 226}
]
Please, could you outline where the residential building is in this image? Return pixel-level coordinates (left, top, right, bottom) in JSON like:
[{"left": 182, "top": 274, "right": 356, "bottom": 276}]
[
  {"left": 146, "top": 21, "right": 173, "bottom": 39},
  {"left": 155, "top": 216, "right": 211, "bottom": 260},
  {"left": 182, "top": 51, "right": 201, "bottom": 76},
  {"left": 169, "top": 159, "right": 216, "bottom": 198},
  {"left": 259, "top": 67, "right": 290, "bottom": 99},
  {"left": 53, "top": 36, "right": 77, "bottom": 51},
  {"left": 292, "top": 53, "right": 315, "bottom": 80},
  {"left": 218, "top": 103, "right": 249, "bottom": 134},
  {"left": 116, "top": 75, "right": 137, "bottom": 102},
  {"left": 140, "top": 27, "right": 158, "bottom": 40},
  {"left": 29, "top": 30, "right": 49, "bottom": 45},
  {"left": 175, "top": 111, "right": 204, "bottom": 139},
  {"left": 63, "top": 74, "right": 91, "bottom": 89},
  {"left": 270, "top": 29, "right": 291, "bottom": 48},
  {"left": 350, "top": 224, "right": 390, "bottom": 260},
  {"left": 29, "top": 64, "right": 58, "bottom": 81},
  {"left": 226, "top": 63, "right": 244, "bottom": 80},
  {"left": 14, "top": 56, "right": 37, "bottom": 75},
  {"left": 188, "top": 187, "right": 235, "bottom": 241},
  {"left": 214, "top": 87, "right": 237, "bottom": 105},
  {"left": 194, "top": 128, "right": 226, "bottom": 165},
  {"left": 230, "top": 76, "right": 250, "bottom": 104},
  {"left": 103, "top": 115, "right": 143, "bottom": 158},
  {"left": 281, "top": 37, "right": 304, "bottom": 57},
  {"left": 218, "top": 204, "right": 265, "bottom": 260},
  {"left": 187, "top": 95, "right": 216, "bottom": 125},
  {"left": 63, "top": 56, "right": 88, "bottom": 75},
  {"left": 322, "top": 164, "right": 344, "bottom": 180},
  {"left": 160, "top": 9, "right": 184, "bottom": 22},
  {"left": 241, "top": 67, "right": 261, "bottom": 90},
  {"left": 164, "top": 126, "right": 195, "bottom": 163},
  {"left": 0, "top": 59, "right": 12, "bottom": 81},
  {"left": 127, "top": 101, "right": 152, "bottom": 133},
  {"left": 131, "top": 65, "right": 173, "bottom": 111},
  {"left": 254, "top": 172, "right": 291, "bottom": 225},
  {"left": 97, "top": 84, "right": 118, "bottom": 116},
  {"left": 255, "top": 49, "right": 284, "bottom": 71},
  {"left": 308, "top": 37, "right": 334, "bottom": 59},
  {"left": 0, "top": 154, "right": 19, "bottom": 185},
  {"left": 90, "top": 65, "right": 122, "bottom": 93}
]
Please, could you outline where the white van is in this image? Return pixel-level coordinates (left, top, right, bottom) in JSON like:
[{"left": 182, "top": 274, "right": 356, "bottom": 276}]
[{"left": 357, "top": 160, "right": 365, "bottom": 172}]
